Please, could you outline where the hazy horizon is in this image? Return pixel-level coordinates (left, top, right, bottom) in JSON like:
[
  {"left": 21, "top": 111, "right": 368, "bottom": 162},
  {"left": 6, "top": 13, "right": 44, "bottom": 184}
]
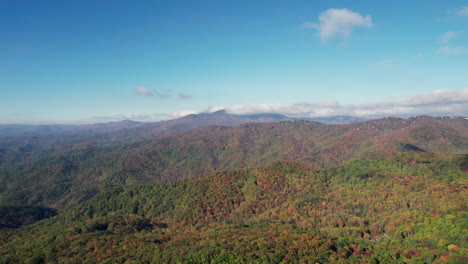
[{"left": 0, "top": 111, "right": 467, "bottom": 126}]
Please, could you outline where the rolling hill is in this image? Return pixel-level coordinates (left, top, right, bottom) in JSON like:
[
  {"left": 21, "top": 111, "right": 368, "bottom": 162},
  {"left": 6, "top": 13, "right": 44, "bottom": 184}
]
[
  {"left": 0, "top": 111, "right": 289, "bottom": 164},
  {"left": 0, "top": 152, "right": 466, "bottom": 263},
  {"left": 0, "top": 116, "right": 466, "bottom": 211}
]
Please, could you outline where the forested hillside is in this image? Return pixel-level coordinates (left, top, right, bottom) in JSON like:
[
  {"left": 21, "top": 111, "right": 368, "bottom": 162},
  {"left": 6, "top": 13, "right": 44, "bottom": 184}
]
[
  {"left": 0, "top": 116, "right": 466, "bottom": 211},
  {"left": 0, "top": 152, "right": 466, "bottom": 263}
]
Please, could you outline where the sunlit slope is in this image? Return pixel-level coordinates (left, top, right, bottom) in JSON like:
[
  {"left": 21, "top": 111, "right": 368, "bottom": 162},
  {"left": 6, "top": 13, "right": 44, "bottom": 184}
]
[
  {"left": 0, "top": 116, "right": 466, "bottom": 211},
  {"left": 0, "top": 152, "right": 466, "bottom": 263}
]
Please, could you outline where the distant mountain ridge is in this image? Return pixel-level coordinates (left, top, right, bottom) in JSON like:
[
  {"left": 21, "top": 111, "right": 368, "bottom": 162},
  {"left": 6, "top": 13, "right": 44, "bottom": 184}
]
[
  {"left": 0, "top": 112, "right": 367, "bottom": 138},
  {"left": 2, "top": 111, "right": 464, "bottom": 139},
  {"left": 0, "top": 114, "right": 467, "bottom": 264},
  {"left": 0, "top": 111, "right": 285, "bottom": 138},
  {"left": 0, "top": 120, "right": 143, "bottom": 137},
  {"left": 0, "top": 115, "right": 466, "bottom": 211}
]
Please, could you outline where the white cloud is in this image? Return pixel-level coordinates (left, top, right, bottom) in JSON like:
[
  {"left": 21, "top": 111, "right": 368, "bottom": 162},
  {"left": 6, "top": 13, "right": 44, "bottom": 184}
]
[
  {"left": 386, "top": 89, "right": 468, "bottom": 108},
  {"left": 85, "top": 89, "right": 468, "bottom": 124},
  {"left": 436, "top": 46, "right": 468, "bottom": 56},
  {"left": 171, "top": 89, "right": 468, "bottom": 118},
  {"left": 439, "top": 31, "right": 462, "bottom": 43},
  {"left": 303, "top": 8, "right": 373, "bottom": 42},
  {"left": 172, "top": 103, "right": 317, "bottom": 118},
  {"left": 457, "top": 6, "right": 468, "bottom": 16},
  {"left": 178, "top": 93, "right": 192, "bottom": 99},
  {"left": 135, "top": 86, "right": 153, "bottom": 96}
]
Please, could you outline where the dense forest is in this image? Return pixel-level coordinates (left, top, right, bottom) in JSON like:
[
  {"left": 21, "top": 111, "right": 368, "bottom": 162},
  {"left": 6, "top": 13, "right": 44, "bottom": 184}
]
[
  {"left": 0, "top": 116, "right": 466, "bottom": 211},
  {"left": 0, "top": 152, "right": 466, "bottom": 263},
  {"left": 0, "top": 115, "right": 466, "bottom": 263}
]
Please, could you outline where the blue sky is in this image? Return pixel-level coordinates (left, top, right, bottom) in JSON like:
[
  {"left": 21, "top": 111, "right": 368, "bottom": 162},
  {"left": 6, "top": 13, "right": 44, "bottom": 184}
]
[{"left": 1, "top": 0, "right": 467, "bottom": 124}]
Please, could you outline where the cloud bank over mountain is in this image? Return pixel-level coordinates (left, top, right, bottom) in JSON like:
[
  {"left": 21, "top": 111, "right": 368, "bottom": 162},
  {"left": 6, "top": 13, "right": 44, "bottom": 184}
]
[{"left": 172, "top": 88, "right": 468, "bottom": 119}]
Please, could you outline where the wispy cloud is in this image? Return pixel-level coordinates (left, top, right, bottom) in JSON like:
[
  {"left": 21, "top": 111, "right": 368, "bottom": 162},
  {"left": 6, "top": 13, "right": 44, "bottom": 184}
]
[
  {"left": 408, "top": 71, "right": 424, "bottom": 76},
  {"left": 302, "top": 8, "right": 373, "bottom": 42},
  {"left": 102, "top": 114, "right": 153, "bottom": 120},
  {"left": 439, "top": 31, "right": 462, "bottom": 43},
  {"left": 436, "top": 46, "right": 468, "bottom": 56},
  {"left": 172, "top": 89, "right": 468, "bottom": 118},
  {"left": 135, "top": 86, "right": 153, "bottom": 96},
  {"left": 135, "top": 87, "right": 192, "bottom": 100},
  {"left": 155, "top": 90, "right": 172, "bottom": 99},
  {"left": 377, "top": 59, "right": 397, "bottom": 70},
  {"left": 91, "top": 113, "right": 171, "bottom": 122},
  {"left": 178, "top": 93, "right": 192, "bottom": 99},
  {"left": 457, "top": 6, "right": 468, "bottom": 16}
]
